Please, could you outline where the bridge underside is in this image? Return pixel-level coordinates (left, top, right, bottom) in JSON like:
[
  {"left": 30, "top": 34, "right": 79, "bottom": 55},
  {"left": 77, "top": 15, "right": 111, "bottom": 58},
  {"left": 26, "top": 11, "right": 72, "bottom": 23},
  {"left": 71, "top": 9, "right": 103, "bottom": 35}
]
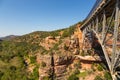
[{"left": 81, "top": 0, "right": 120, "bottom": 80}]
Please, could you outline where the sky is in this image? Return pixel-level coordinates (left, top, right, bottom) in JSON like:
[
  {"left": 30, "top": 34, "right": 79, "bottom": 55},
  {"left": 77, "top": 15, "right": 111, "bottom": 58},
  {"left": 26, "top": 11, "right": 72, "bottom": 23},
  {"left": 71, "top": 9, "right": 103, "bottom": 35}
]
[{"left": 0, "top": 0, "right": 96, "bottom": 37}]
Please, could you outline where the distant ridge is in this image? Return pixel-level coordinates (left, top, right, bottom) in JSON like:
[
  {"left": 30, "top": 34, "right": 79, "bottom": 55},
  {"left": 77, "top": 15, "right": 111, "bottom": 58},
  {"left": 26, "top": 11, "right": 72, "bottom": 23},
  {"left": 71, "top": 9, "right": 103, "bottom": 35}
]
[
  {"left": 0, "top": 39, "right": 2, "bottom": 41},
  {"left": 0, "top": 35, "right": 18, "bottom": 40}
]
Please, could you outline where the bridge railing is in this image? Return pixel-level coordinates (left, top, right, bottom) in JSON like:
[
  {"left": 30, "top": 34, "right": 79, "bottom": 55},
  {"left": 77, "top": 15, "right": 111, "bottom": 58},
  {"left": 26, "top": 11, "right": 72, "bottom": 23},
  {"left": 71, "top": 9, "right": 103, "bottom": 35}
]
[{"left": 86, "top": 0, "right": 102, "bottom": 19}]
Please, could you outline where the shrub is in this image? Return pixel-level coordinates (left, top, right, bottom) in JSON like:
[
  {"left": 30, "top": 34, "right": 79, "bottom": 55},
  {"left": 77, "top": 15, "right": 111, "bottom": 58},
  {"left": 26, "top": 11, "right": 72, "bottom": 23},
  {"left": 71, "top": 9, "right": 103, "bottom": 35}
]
[
  {"left": 97, "top": 64, "right": 103, "bottom": 71},
  {"left": 50, "top": 31, "right": 59, "bottom": 38},
  {"left": 68, "top": 74, "right": 79, "bottom": 80},
  {"left": 62, "top": 30, "right": 69, "bottom": 38},
  {"left": 33, "top": 67, "right": 39, "bottom": 80},
  {"left": 64, "top": 45, "right": 69, "bottom": 51},
  {"left": 74, "top": 69, "right": 80, "bottom": 75},
  {"left": 40, "top": 61, "right": 46, "bottom": 67},
  {"left": 68, "top": 69, "right": 80, "bottom": 80},
  {"left": 74, "top": 61, "right": 81, "bottom": 69},
  {"left": 80, "top": 50, "right": 85, "bottom": 56},
  {"left": 52, "top": 43, "right": 59, "bottom": 50},
  {"left": 30, "top": 56, "right": 36, "bottom": 64},
  {"left": 104, "top": 72, "right": 112, "bottom": 80},
  {"left": 10, "top": 66, "right": 16, "bottom": 71},
  {"left": 78, "top": 71, "right": 87, "bottom": 78},
  {"left": 61, "top": 26, "right": 75, "bottom": 38},
  {"left": 0, "top": 71, "right": 3, "bottom": 78},
  {"left": 43, "top": 76, "right": 52, "bottom": 80},
  {"left": 30, "top": 67, "right": 39, "bottom": 80},
  {"left": 94, "top": 75, "right": 103, "bottom": 80}
]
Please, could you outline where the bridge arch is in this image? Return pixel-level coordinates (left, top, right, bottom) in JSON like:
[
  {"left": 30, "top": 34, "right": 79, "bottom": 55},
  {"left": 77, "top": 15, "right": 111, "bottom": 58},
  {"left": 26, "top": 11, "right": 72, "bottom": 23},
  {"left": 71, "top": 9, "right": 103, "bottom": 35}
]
[{"left": 80, "top": 0, "right": 120, "bottom": 80}]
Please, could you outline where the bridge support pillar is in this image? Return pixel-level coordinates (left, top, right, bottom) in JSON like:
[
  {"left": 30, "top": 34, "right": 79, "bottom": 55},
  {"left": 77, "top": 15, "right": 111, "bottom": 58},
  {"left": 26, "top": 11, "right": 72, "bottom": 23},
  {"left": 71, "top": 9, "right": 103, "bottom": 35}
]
[
  {"left": 102, "top": 10, "right": 106, "bottom": 44},
  {"left": 111, "top": 0, "right": 120, "bottom": 80},
  {"left": 96, "top": 16, "right": 99, "bottom": 33},
  {"left": 92, "top": 20, "right": 95, "bottom": 30}
]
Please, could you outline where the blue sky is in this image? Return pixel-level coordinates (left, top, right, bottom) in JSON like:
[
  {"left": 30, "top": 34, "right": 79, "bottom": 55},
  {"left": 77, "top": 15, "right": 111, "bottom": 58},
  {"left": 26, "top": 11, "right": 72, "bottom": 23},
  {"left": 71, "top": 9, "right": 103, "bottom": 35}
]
[{"left": 0, "top": 0, "right": 95, "bottom": 37}]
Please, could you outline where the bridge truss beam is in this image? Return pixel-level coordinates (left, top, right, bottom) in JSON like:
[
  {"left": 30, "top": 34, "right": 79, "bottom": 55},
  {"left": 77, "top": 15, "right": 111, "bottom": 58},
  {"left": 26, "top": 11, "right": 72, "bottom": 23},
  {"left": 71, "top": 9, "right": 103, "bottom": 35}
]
[{"left": 81, "top": 0, "right": 120, "bottom": 80}]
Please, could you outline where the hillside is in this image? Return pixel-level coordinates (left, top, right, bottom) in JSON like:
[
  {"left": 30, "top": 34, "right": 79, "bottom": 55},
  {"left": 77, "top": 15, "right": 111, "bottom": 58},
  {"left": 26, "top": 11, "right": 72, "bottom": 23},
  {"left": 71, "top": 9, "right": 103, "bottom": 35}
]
[
  {"left": 0, "top": 23, "right": 112, "bottom": 80},
  {"left": 0, "top": 35, "right": 17, "bottom": 40}
]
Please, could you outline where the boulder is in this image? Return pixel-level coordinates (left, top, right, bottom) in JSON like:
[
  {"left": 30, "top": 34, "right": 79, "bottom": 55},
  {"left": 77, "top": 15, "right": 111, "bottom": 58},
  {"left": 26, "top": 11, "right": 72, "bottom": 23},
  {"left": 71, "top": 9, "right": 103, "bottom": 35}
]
[
  {"left": 54, "top": 55, "right": 74, "bottom": 66},
  {"left": 55, "top": 65, "right": 67, "bottom": 77}
]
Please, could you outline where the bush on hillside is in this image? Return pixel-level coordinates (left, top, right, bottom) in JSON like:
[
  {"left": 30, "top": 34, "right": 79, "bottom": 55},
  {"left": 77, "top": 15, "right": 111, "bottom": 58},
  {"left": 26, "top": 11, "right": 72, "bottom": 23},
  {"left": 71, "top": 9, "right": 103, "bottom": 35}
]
[
  {"left": 68, "top": 69, "right": 80, "bottom": 80},
  {"left": 61, "top": 26, "right": 75, "bottom": 38},
  {"left": 40, "top": 61, "right": 46, "bottom": 67},
  {"left": 30, "top": 56, "right": 36, "bottom": 64},
  {"left": 64, "top": 45, "right": 69, "bottom": 51},
  {"left": 68, "top": 74, "right": 79, "bottom": 80},
  {"left": 97, "top": 64, "right": 103, "bottom": 71},
  {"left": 94, "top": 75, "right": 103, "bottom": 80},
  {"left": 104, "top": 72, "right": 112, "bottom": 80}
]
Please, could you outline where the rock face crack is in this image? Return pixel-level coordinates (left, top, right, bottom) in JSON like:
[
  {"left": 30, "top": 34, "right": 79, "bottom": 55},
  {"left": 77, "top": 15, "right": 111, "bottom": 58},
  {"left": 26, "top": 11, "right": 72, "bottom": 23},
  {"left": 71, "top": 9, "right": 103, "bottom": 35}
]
[{"left": 50, "top": 52, "right": 55, "bottom": 80}]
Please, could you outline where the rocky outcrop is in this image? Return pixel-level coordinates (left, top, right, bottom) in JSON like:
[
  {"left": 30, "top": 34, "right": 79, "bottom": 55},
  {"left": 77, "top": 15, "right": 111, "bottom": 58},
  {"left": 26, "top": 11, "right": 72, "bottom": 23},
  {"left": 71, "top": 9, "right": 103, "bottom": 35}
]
[
  {"left": 37, "top": 23, "right": 104, "bottom": 80},
  {"left": 54, "top": 54, "right": 75, "bottom": 79},
  {"left": 40, "top": 36, "right": 61, "bottom": 50},
  {"left": 37, "top": 54, "right": 52, "bottom": 80},
  {"left": 37, "top": 33, "right": 80, "bottom": 80},
  {"left": 37, "top": 52, "right": 75, "bottom": 80},
  {"left": 54, "top": 54, "right": 74, "bottom": 66},
  {"left": 74, "top": 24, "right": 83, "bottom": 49},
  {"left": 55, "top": 65, "right": 67, "bottom": 77}
]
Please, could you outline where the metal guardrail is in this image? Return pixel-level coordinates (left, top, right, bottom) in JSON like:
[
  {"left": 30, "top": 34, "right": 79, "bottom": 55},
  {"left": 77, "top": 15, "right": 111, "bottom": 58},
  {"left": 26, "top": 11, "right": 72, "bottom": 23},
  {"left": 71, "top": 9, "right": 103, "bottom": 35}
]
[
  {"left": 86, "top": 0, "right": 102, "bottom": 20},
  {"left": 81, "top": 0, "right": 105, "bottom": 30}
]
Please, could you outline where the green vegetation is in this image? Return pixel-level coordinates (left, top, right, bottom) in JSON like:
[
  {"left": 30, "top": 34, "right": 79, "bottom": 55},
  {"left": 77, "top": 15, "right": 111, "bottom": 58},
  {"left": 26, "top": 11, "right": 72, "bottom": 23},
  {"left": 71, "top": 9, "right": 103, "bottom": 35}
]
[
  {"left": 61, "top": 25, "right": 75, "bottom": 38},
  {"left": 97, "top": 64, "right": 103, "bottom": 71},
  {"left": 30, "top": 56, "right": 36, "bottom": 64},
  {"left": 0, "top": 40, "right": 40, "bottom": 80},
  {"left": 40, "top": 61, "right": 46, "bottom": 68},
  {"left": 43, "top": 76, "right": 49, "bottom": 80},
  {"left": 43, "top": 76, "right": 52, "bottom": 80},
  {"left": 64, "top": 44, "right": 69, "bottom": 50},
  {"left": 77, "top": 71, "right": 88, "bottom": 78},
  {"left": 52, "top": 43, "right": 59, "bottom": 50},
  {"left": 73, "top": 61, "right": 81, "bottom": 69},
  {"left": 68, "top": 74, "right": 79, "bottom": 80},
  {"left": 68, "top": 69, "right": 80, "bottom": 80},
  {"left": 29, "top": 66, "right": 39, "bottom": 80},
  {"left": 94, "top": 75, "right": 103, "bottom": 80},
  {"left": 104, "top": 72, "right": 112, "bottom": 80}
]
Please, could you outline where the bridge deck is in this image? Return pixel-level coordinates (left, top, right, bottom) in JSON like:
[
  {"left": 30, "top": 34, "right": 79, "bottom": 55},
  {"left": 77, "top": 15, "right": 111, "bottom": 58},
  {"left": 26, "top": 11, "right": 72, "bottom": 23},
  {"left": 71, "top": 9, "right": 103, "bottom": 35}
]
[
  {"left": 80, "top": 0, "right": 120, "bottom": 79},
  {"left": 81, "top": 0, "right": 115, "bottom": 30}
]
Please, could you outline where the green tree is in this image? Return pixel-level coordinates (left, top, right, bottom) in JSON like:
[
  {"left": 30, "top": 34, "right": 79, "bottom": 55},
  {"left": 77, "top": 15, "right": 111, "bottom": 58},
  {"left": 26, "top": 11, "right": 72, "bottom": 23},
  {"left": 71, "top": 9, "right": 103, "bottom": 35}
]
[
  {"left": 68, "top": 74, "right": 79, "bottom": 80},
  {"left": 0, "top": 71, "right": 4, "bottom": 79},
  {"left": 94, "top": 75, "right": 103, "bottom": 80},
  {"left": 104, "top": 72, "right": 112, "bottom": 80}
]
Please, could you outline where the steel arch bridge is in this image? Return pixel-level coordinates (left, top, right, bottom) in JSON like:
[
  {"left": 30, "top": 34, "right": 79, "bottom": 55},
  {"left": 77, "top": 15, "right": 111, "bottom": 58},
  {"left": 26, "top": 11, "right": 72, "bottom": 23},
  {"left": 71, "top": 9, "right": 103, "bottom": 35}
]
[{"left": 80, "top": 0, "right": 120, "bottom": 80}]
